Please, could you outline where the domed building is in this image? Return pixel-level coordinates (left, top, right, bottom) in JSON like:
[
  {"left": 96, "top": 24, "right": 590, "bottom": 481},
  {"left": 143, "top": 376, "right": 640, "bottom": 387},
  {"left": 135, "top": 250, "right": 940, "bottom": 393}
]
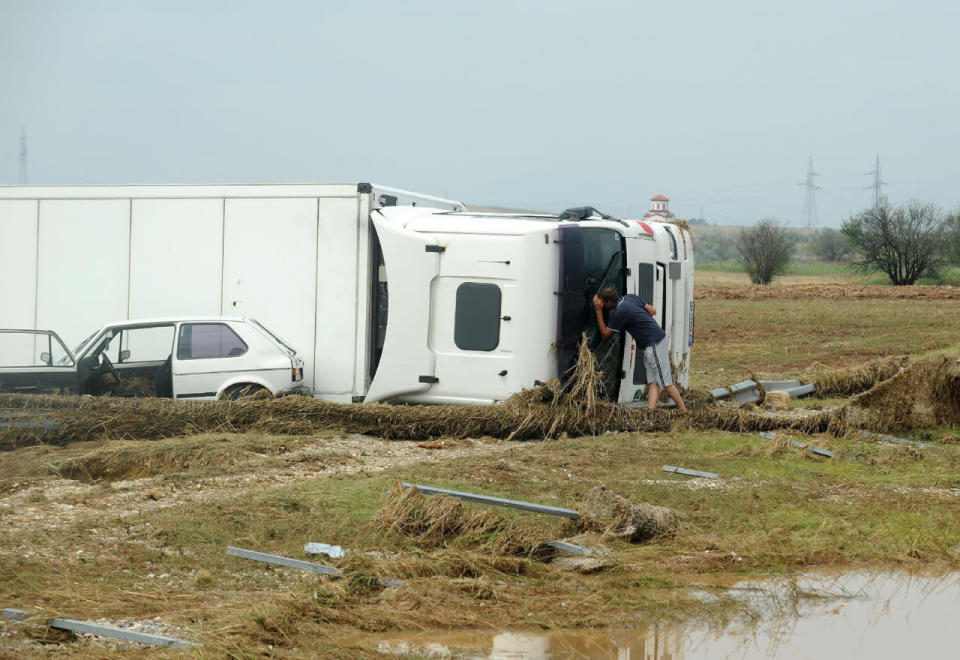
[{"left": 643, "top": 193, "right": 675, "bottom": 222}]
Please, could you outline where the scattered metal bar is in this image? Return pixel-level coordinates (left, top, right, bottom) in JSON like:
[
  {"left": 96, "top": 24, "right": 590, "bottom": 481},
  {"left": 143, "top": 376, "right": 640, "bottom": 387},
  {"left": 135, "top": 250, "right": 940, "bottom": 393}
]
[
  {"left": 784, "top": 383, "right": 817, "bottom": 398},
  {"left": 805, "top": 445, "right": 835, "bottom": 458},
  {"left": 663, "top": 465, "right": 718, "bottom": 479},
  {"left": 226, "top": 546, "right": 341, "bottom": 576},
  {"left": 760, "top": 432, "right": 835, "bottom": 458},
  {"left": 788, "top": 440, "right": 834, "bottom": 458},
  {"left": 400, "top": 482, "right": 580, "bottom": 519},
  {"left": 2, "top": 608, "right": 29, "bottom": 621},
  {"left": 46, "top": 618, "right": 196, "bottom": 648},
  {"left": 545, "top": 540, "right": 593, "bottom": 556},
  {"left": 710, "top": 380, "right": 757, "bottom": 400},
  {"left": 712, "top": 380, "right": 815, "bottom": 404},
  {"left": 856, "top": 430, "right": 943, "bottom": 450},
  {"left": 379, "top": 579, "right": 404, "bottom": 587},
  {"left": 227, "top": 547, "right": 404, "bottom": 587}
]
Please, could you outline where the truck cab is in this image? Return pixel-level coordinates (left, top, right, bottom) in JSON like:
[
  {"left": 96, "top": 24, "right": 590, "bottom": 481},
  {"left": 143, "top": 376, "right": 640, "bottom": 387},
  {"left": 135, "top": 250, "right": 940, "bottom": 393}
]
[{"left": 364, "top": 207, "right": 694, "bottom": 405}]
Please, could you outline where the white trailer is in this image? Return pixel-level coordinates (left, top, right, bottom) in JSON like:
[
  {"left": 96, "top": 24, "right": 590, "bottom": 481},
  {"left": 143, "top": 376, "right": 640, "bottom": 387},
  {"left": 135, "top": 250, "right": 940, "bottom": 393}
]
[{"left": 0, "top": 184, "right": 693, "bottom": 405}]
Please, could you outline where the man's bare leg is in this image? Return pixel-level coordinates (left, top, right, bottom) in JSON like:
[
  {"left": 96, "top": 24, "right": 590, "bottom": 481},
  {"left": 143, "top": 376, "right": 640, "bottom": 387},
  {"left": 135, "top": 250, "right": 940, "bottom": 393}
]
[
  {"left": 664, "top": 384, "right": 688, "bottom": 412},
  {"left": 647, "top": 382, "right": 661, "bottom": 410}
]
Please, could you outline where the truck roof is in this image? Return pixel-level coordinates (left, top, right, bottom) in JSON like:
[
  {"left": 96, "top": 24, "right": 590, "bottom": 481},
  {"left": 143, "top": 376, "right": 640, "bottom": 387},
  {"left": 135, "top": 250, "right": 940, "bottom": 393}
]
[{"left": 377, "top": 206, "right": 664, "bottom": 239}]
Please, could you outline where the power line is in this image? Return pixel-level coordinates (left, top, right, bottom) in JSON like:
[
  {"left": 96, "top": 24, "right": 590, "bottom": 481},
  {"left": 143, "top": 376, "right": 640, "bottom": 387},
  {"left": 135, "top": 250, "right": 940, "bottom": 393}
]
[
  {"left": 863, "top": 154, "right": 886, "bottom": 207},
  {"left": 798, "top": 156, "right": 820, "bottom": 228}
]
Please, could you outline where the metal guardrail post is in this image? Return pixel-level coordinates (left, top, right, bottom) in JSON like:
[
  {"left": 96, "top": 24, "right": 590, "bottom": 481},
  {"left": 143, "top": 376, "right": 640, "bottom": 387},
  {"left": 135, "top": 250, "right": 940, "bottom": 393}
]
[
  {"left": 400, "top": 483, "right": 580, "bottom": 519},
  {"left": 226, "top": 546, "right": 341, "bottom": 576}
]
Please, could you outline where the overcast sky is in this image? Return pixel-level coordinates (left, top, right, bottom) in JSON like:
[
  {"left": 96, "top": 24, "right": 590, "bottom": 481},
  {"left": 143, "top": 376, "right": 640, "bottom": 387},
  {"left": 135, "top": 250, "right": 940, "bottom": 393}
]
[{"left": 1, "top": 0, "right": 957, "bottom": 226}]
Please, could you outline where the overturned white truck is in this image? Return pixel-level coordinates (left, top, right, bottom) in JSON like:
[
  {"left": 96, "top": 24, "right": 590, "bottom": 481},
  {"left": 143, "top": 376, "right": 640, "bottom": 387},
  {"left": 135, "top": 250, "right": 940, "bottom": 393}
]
[{"left": 0, "top": 183, "right": 693, "bottom": 405}]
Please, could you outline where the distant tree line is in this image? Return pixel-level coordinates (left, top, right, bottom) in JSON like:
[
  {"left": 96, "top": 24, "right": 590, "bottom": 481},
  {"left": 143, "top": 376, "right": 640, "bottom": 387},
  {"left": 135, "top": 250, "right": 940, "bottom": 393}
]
[{"left": 694, "top": 199, "right": 960, "bottom": 286}]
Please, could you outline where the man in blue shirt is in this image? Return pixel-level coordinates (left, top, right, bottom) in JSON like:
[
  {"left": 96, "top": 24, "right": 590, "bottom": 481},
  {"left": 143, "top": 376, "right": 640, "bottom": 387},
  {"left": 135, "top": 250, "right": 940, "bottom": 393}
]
[{"left": 593, "top": 286, "right": 687, "bottom": 412}]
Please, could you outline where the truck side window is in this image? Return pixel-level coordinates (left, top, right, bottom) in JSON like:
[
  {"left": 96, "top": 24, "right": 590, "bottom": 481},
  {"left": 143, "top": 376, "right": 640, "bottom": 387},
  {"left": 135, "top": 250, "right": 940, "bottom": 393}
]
[
  {"left": 454, "top": 283, "right": 501, "bottom": 351},
  {"left": 177, "top": 323, "right": 248, "bottom": 360},
  {"left": 666, "top": 228, "right": 678, "bottom": 260},
  {"left": 636, "top": 263, "right": 655, "bottom": 304}
]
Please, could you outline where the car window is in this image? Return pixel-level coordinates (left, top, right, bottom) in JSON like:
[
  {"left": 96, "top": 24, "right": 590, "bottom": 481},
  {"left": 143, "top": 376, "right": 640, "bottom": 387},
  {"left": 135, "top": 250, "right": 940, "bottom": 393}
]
[
  {"left": 49, "top": 334, "right": 73, "bottom": 366},
  {"left": 115, "top": 326, "right": 175, "bottom": 363},
  {"left": 177, "top": 323, "right": 248, "bottom": 360},
  {"left": 0, "top": 331, "right": 73, "bottom": 367},
  {"left": 0, "top": 332, "right": 46, "bottom": 367}
]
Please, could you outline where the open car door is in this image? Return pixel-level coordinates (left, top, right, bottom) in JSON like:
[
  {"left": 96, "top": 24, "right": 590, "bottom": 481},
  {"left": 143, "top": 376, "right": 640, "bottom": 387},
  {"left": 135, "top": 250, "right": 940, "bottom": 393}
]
[{"left": 0, "top": 330, "right": 79, "bottom": 394}]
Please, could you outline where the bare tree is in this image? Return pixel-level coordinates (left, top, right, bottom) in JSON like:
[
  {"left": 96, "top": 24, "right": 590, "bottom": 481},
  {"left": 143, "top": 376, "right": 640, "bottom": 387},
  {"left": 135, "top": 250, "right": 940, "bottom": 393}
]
[
  {"left": 841, "top": 198, "right": 946, "bottom": 285},
  {"left": 736, "top": 219, "right": 792, "bottom": 285},
  {"left": 810, "top": 227, "right": 853, "bottom": 263},
  {"left": 946, "top": 209, "right": 960, "bottom": 266}
]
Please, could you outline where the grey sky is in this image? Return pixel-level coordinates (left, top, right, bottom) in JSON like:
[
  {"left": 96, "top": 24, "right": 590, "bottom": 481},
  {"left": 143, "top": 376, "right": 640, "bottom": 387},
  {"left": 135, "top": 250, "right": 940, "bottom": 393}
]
[{"left": 1, "top": 0, "right": 957, "bottom": 226}]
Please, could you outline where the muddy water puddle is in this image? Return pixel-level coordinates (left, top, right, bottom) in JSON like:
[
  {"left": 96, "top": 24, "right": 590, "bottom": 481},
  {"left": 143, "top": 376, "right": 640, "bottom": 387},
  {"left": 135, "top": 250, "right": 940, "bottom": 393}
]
[{"left": 374, "top": 572, "right": 959, "bottom": 659}]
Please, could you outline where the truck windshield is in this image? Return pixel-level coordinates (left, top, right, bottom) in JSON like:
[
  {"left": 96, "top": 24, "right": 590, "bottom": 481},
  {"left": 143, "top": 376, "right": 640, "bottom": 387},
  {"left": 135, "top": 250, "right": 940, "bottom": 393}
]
[
  {"left": 556, "top": 225, "right": 626, "bottom": 401},
  {"left": 582, "top": 228, "right": 627, "bottom": 399},
  {"left": 582, "top": 228, "right": 626, "bottom": 295}
]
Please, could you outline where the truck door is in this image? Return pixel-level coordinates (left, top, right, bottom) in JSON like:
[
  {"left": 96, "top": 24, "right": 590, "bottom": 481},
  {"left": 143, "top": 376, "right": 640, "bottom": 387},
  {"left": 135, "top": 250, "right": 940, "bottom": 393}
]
[
  {"left": 364, "top": 212, "right": 442, "bottom": 402},
  {"left": 627, "top": 262, "right": 667, "bottom": 396},
  {"left": 556, "top": 224, "right": 585, "bottom": 382}
]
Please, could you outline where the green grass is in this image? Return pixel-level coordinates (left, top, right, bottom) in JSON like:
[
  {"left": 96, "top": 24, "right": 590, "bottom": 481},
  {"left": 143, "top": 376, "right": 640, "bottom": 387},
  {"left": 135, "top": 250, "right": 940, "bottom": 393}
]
[
  {"left": 695, "top": 261, "right": 960, "bottom": 286},
  {"left": 696, "top": 260, "right": 746, "bottom": 273},
  {"left": 1, "top": 426, "right": 957, "bottom": 656},
  {"left": 690, "top": 296, "right": 960, "bottom": 389}
]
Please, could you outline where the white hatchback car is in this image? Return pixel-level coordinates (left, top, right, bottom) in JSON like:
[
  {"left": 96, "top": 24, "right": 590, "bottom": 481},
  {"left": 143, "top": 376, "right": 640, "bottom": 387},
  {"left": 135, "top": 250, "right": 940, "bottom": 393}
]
[{"left": 0, "top": 317, "right": 308, "bottom": 400}]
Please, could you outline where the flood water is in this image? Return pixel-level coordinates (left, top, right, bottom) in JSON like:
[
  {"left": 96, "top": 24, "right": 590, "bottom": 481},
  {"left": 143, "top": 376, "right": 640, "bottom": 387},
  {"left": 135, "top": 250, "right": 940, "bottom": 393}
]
[{"left": 375, "top": 572, "right": 959, "bottom": 659}]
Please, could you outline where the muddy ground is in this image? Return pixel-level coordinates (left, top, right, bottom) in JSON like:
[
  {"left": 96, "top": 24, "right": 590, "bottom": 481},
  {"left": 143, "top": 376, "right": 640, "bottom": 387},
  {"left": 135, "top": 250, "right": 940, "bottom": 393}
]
[{"left": 1, "top": 279, "right": 959, "bottom": 658}]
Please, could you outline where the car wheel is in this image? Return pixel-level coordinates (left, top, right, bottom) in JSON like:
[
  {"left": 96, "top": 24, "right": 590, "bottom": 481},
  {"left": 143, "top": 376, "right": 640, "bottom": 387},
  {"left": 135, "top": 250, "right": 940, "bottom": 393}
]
[{"left": 222, "top": 384, "right": 270, "bottom": 400}]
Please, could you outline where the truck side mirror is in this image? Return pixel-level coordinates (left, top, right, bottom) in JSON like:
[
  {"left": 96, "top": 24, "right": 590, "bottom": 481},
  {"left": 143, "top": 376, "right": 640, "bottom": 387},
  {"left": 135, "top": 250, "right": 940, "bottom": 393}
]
[
  {"left": 119, "top": 349, "right": 131, "bottom": 363},
  {"left": 40, "top": 352, "right": 51, "bottom": 366}
]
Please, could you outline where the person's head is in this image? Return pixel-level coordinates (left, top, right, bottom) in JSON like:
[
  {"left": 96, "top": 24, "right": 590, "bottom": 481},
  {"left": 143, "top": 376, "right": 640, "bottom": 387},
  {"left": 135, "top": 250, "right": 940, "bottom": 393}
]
[{"left": 597, "top": 286, "right": 620, "bottom": 309}]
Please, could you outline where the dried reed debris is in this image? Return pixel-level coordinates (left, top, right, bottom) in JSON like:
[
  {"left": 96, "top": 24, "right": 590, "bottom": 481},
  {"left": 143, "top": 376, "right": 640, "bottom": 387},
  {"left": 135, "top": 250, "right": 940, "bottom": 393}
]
[
  {"left": 843, "top": 357, "right": 960, "bottom": 432},
  {"left": 564, "top": 485, "right": 678, "bottom": 543},
  {"left": 374, "top": 483, "right": 546, "bottom": 556},
  {"left": 3, "top": 348, "right": 956, "bottom": 450},
  {"left": 803, "top": 356, "right": 906, "bottom": 397}
]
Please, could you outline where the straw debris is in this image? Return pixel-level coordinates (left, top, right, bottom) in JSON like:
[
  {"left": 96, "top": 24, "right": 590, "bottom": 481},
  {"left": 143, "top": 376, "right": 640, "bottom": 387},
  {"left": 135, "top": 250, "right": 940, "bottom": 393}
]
[
  {"left": 0, "top": 341, "right": 680, "bottom": 449},
  {"left": 374, "top": 483, "right": 547, "bottom": 556},
  {"left": 839, "top": 357, "right": 960, "bottom": 432},
  {"left": 804, "top": 356, "right": 906, "bottom": 397},
  {"left": 564, "top": 485, "right": 678, "bottom": 543},
  {"left": 338, "top": 550, "right": 535, "bottom": 582},
  {"left": 4, "top": 349, "right": 955, "bottom": 450}
]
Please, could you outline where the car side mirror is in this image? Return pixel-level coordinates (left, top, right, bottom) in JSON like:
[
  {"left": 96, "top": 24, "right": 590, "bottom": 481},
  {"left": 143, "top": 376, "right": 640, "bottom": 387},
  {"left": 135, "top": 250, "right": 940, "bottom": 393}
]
[
  {"left": 119, "top": 349, "right": 131, "bottom": 363},
  {"left": 40, "top": 352, "right": 51, "bottom": 365}
]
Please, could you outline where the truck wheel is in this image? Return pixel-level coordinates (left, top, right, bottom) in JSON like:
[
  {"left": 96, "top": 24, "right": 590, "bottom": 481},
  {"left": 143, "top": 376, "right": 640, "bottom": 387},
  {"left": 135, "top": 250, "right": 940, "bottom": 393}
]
[{"left": 222, "top": 384, "right": 270, "bottom": 400}]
